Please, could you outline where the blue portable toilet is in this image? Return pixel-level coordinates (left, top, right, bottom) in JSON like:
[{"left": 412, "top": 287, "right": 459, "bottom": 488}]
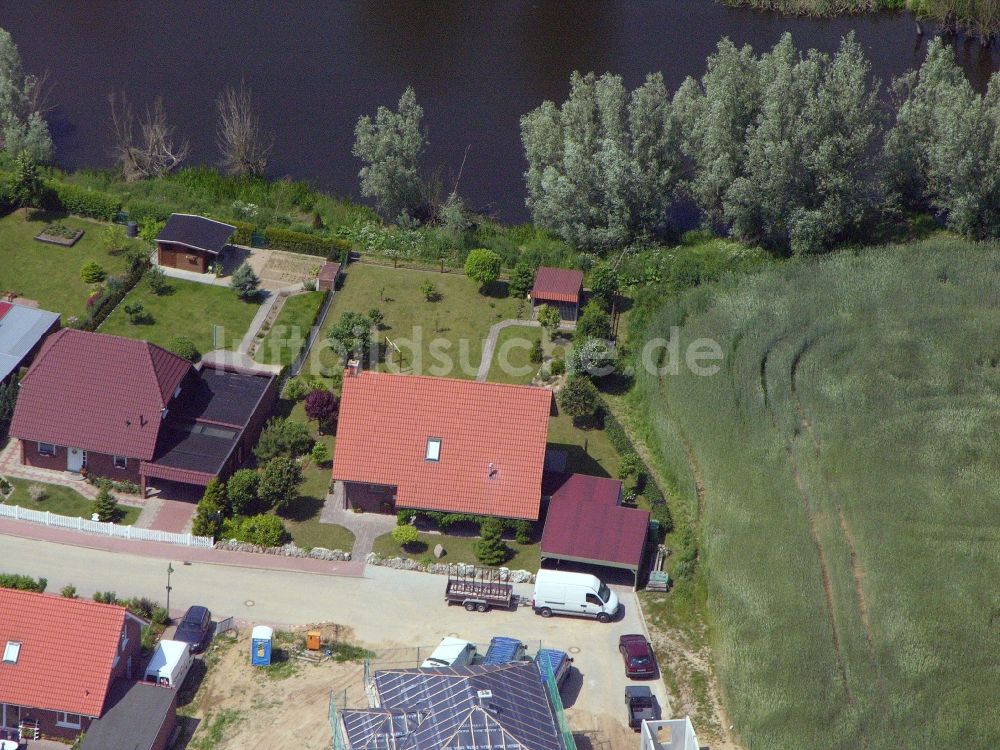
[{"left": 251, "top": 625, "right": 273, "bottom": 666}]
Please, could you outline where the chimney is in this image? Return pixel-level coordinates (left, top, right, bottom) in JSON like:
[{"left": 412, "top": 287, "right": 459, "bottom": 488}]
[
  {"left": 487, "top": 463, "right": 497, "bottom": 479},
  {"left": 347, "top": 359, "right": 361, "bottom": 377},
  {"left": 476, "top": 689, "right": 494, "bottom": 712}
]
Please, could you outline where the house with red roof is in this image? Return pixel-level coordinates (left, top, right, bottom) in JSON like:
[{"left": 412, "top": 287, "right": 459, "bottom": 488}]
[
  {"left": 9, "top": 329, "right": 277, "bottom": 497},
  {"left": 332, "top": 369, "right": 552, "bottom": 520},
  {"left": 0, "top": 588, "right": 144, "bottom": 740},
  {"left": 530, "top": 266, "right": 584, "bottom": 323}
]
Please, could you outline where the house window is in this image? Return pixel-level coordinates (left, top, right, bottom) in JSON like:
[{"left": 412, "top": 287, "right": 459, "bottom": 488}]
[
  {"left": 114, "top": 455, "right": 128, "bottom": 469},
  {"left": 2, "top": 641, "right": 20, "bottom": 663},
  {"left": 37, "top": 442, "right": 55, "bottom": 456},
  {"left": 56, "top": 712, "right": 82, "bottom": 729},
  {"left": 425, "top": 438, "right": 442, "bottom": 462}
]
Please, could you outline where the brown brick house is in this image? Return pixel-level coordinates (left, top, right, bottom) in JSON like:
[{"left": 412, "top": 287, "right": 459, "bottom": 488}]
[
  {"left": 155, "top": 213, "right": 235, "bottom": 274},
  {"left": 9, "top": 329, "right": 277, "bottom": 496},
  {"left": 0, "top": 589, "right": 145, "bottom": 740}
]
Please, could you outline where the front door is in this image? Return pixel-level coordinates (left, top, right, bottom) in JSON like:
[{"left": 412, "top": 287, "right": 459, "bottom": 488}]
[
  {"left": 1, "top": 703, "right": 20, "bottom": 729},
  {"left": 67, "top": 448, "right": 85, "bottom": 473}
]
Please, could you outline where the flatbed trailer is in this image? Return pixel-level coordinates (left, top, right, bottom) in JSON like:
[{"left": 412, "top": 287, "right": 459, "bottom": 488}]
[{"left": 445, "top": 565, "right": 514, "bottom": 612}]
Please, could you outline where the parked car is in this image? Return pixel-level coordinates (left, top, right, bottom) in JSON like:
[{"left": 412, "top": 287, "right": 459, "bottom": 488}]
[
  {"left": 532, "top": 569, "right": 619, "bottom": 622},
  {"left": 625, "top": 685, "right": 659, "bottom": 730},
  {"left": 618, "top": 633, "right": 658, "bottom": 678},
  {"left": 420, "top": 637, "right": 477, "bottom": 669},
  {"left": 174, "top": 605, "right": 213, "bottom": 653}
]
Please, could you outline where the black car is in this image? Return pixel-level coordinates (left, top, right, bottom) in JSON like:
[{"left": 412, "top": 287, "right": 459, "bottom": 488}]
[
  {"left": 174, "top": 606, "right": 213, "bottom": 653},
  {"left": 626, "top": 685, "right": 660, "bottom": 731}
]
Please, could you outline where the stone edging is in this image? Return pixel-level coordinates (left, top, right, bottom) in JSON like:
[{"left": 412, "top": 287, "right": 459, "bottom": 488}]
[
  {"left": 214, "top": 539, "right": 351, "bottom": 561},
  {"left": 365, "top": 553, "right": 535, "bottom": 583}
]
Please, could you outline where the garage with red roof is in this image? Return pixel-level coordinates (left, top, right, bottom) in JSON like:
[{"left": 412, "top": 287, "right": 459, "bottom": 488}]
[
  {"left": 0, "top": 589, "right": 144, "bottom": 739},
  {"left": 332, "top": 369, "right": 552, "bottom": 520},
  {"left": 530, "top": 266, "right": 584, "bottom": 323},
  {"left": 540, "top": 473, "right": 650, "bottom": 588}
]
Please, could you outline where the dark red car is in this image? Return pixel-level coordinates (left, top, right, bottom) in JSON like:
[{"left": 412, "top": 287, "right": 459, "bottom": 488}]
[{"left": 618, "top": 634, "right": 658, "bottom": 679}]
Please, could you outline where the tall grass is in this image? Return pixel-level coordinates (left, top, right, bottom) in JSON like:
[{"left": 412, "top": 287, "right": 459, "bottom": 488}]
[{"left": 636, "top": 238, "right": 1000, "bottom": 749}]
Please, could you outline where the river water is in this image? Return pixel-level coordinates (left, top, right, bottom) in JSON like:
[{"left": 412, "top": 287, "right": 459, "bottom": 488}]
[{"left": 1, "top": 1, "right": 997, "bottom": 221}]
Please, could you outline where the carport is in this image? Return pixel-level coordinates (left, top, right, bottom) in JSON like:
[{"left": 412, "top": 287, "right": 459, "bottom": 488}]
[{"left": 540, "top": 474, "right": 650, "bottom": 590}]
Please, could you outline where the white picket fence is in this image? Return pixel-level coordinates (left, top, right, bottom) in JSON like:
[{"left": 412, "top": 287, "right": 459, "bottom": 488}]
[{"left": 0, "top": 503, "right": 214, "bottom": 548}]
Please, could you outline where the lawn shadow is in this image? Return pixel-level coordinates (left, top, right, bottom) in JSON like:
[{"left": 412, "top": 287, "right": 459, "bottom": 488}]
[
  {"left": 279, "top": 494, "right": 325, "bottom": 522},
  {"left": 402, "top": 540, "right": 429, "bottom": 554},
  {"left": 548, "top": 442, "right": 611, "bottom": 478}
]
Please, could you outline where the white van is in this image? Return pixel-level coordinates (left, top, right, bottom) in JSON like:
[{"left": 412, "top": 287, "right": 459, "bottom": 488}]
[
  {"left": 532, "top": 569, "right": 620, "bottom": 622},
  {"left": 420, "top": 637, "right": 477, "bottom": 668},
  {"left": 144, "top": 639, "right": 194, "bottom": 689}
]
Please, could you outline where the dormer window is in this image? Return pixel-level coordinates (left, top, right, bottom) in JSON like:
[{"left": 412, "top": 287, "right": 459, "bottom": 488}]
[
  {"left": 3, "top": 641, "right": 20, "bottom": 663},
  {"left": 425, "top": 438, "right": 442, "bottom": 462}
]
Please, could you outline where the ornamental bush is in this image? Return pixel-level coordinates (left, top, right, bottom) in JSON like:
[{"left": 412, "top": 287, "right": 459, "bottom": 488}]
[
  {"left": 167, "top": 337, "right": 200, "bottom": 362},
  {"left": 464, "top": 248, "right": 502, "bottom": 289},
  {"left": 80, "top": 261, "right": 107, "bottom": 284},
  {"left": 221, "top": 514, "right": 288, "bottom": 547},
  {"left": 391, "top": 524, "right": 419, "bottom": 548},
  {"left": 310, "top": 441, "right": 331, "bottom": 467},
  {"left": 230, "top": 262, "right": 261, "bottom": 300},
  {"left": 226, "top": 468, "right": 259, "bottom": 516},
  {"left": 258, "top": 456, "right": 302, "bottom": 511},
  {"left": 92, "top": 488, "right": 120, "bottom": 522}
]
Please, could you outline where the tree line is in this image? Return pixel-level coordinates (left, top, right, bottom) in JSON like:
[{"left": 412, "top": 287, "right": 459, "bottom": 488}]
[{"left": 522, "top": 34, "right": 1000, "bottom": 254}]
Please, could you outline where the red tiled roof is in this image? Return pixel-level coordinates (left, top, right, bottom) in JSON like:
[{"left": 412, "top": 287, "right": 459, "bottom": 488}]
[
  {"left": 332, "top": 371, "right": 552, "bottom": 520},
  {"left": 0, "top": 589, "right": 132, "bottom": 717},
  {"left": 9, "top": 329, "right": 192, "bottom": 460},
  {"left": 531, "top": 267, "right": 584, "bottom": 304},
  {"left": 541, "top": 474, "right": 649, "bottom": 570}
]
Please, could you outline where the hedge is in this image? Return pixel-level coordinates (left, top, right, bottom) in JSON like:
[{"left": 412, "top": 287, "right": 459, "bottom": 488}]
[
  {"left": 126, "top": 198, "right": 175, "bottom": 226},
  {"left": 45, "top": 180, "right": 121, "bottom": 221},
  {"left": 0, "top": 572, "right": 47, "bottom": 592},
  {"left": 264, "top": 225, "right": 350, "bottom": 258},
  {"left": 81, "top": 258, "right": 150, "bottom": 331},
  {"left": 230, "top": 220, "right": 255, "bottom": 245}
]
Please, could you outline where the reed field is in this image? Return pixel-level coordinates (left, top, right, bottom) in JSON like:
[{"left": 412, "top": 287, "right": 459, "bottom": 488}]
[{"left": 636, "top": 238, "right": 1000, "bottom": 749}]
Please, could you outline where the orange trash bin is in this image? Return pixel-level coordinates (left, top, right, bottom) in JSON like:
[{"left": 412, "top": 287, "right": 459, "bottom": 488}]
[{"left": 307, "top": 630, "right": 322, "bottom": 651}]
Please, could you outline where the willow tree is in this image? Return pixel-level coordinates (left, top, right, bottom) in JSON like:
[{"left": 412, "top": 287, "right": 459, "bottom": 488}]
[
  {"left": 521, "top": 71, "right": 684, "bottom": 250},
  {"left": 353, "top": 86, "right": 427, "bottom": 223},
  {"left": 0, "top": 27, "right": 52, "bottom": 162},
  {"left": 885, "top": 38, "right": 1000, "bottom": 240},
  {"left": 676, "top": 33, "right": 882, "bottom": 254}
]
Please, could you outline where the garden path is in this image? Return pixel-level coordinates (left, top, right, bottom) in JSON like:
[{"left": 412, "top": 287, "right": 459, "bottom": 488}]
[
  {"left": 321, "top": 485, "right": 396, "bottom": 561},
  {"left": 475, "top": 318, "right": 540, "bottom": 381}
]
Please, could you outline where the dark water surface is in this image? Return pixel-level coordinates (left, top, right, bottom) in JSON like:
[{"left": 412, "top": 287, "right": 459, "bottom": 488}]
[{"left": 1, "top": 1, "right": 998, "bottom": 221}]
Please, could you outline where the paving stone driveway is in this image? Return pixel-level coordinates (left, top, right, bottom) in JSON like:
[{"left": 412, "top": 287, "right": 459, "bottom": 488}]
[{"left": 321, "top": 487, "right": 396, "bottom": 559}]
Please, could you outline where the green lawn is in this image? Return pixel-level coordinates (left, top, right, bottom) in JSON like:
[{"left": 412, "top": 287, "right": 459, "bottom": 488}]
[
  {"left": 0, "top": 211, "right": 139, "bottom": 319},
  {"left": 313, "top": 263, "right": 525, "bottom": 381},
  {"left": 99, "top": 278, "right": 260, "bottom": 355},
  {"left": 3, "top": 478, "right": 140, "bottom": 524},
  {"left": 372, "top": 529, "right": 540, "bottom": 572},
  {"left": 273, "top": 400, "right": 355, "bottom": 552},
  {"left": 634, "top": 238, "right": 1000, "bottom": 749},
  {"left": 546, "top": 411, "right": 622, "bottom": 480},
  {"left": 485, "top": 325, "right": 546, "bottom": 385},
  {"left": 254, "top": 291, "right": 326, "bottom": 367}
]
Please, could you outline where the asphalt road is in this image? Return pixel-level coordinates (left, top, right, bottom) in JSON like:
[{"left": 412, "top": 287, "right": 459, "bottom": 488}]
[{"left": 1, "top": 532, "right": 670, "bottom": 725}]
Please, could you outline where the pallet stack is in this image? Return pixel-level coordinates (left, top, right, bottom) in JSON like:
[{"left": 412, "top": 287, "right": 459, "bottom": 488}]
[{"left": 646, "top": 545, "right": 671, "bottom": 592}]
